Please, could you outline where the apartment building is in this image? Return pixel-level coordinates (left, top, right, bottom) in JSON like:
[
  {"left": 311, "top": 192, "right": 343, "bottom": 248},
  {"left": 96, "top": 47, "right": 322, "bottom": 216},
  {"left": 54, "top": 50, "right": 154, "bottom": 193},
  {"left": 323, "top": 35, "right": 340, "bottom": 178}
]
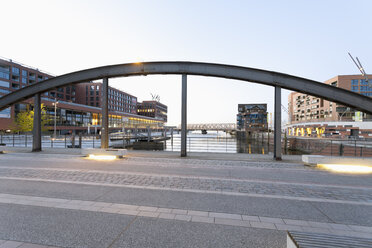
[
  {"left": 137, "top": 101, "right": 168, "bottom": 122},
  {"left": 237, "top": 104, "right": 268, "bottom": 132},
  {"left": 287, "top": 74, "right": 372, "bottom": 139},
  {"left": 74, "top": 82, "right": 137, "bottom": 114}
]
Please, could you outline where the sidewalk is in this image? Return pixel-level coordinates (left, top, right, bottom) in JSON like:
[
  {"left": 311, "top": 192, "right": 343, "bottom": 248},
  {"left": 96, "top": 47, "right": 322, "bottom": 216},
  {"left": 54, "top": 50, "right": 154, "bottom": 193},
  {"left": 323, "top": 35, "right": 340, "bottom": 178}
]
[{"left": 0, "top": 151, "right": 370, "bottom": 247}]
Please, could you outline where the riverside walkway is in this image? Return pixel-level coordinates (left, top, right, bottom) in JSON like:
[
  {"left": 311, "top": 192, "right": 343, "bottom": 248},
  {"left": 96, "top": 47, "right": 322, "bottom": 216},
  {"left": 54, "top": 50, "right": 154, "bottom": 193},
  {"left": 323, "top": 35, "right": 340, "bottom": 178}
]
[{"left": 0, "top": 150, "right": 371, "bottom": 247}]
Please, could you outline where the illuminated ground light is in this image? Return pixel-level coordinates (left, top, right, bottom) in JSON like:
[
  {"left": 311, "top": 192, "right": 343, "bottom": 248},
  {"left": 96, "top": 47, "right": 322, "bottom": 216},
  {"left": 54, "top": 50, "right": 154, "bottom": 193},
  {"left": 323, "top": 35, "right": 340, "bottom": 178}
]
[
  {"left": 317, "top": 163, "right": 372, "bottom": 174},
  {"left": 87, "top": 154, "right": 117, "bottom": 161}
]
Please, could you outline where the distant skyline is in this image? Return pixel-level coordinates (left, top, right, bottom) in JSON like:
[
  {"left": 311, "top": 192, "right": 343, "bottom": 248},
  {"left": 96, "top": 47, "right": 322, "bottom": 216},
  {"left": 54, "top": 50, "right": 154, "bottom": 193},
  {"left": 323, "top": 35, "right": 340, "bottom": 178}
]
[{"left": 1, "top": 0, "right": 371, "bottom": 125}]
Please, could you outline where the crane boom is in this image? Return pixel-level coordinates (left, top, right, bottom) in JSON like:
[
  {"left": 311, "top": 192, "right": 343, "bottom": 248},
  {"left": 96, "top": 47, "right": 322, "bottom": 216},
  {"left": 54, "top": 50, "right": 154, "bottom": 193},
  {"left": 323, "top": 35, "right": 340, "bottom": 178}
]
[{"left": 348, "top": 52, "right": 369, "bottom": 84}]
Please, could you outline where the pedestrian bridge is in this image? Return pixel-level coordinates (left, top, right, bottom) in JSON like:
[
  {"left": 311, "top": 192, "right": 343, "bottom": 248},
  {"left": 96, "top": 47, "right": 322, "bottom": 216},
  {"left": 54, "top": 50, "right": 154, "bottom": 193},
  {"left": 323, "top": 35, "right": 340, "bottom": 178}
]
[
  {"left": 1, "top": 61, "right": 372, "bottom": 160},
  {"left": 179, "top": 123, "right": 236, "bottom": 131}
]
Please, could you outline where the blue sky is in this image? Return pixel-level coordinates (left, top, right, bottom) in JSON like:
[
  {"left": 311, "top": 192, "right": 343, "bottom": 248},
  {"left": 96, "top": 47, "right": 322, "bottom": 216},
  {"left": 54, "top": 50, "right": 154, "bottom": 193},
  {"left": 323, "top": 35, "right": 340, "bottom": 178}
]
[{"left": 1, "top": 0, "right": 371, "bottom": 125}]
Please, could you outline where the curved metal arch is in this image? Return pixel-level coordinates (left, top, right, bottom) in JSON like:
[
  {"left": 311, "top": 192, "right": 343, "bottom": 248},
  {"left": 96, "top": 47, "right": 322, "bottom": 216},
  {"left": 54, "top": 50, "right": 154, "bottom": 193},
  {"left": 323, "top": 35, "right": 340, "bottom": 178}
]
[{"left": 1, "top": 61, "right": 372, "bottom": 114}]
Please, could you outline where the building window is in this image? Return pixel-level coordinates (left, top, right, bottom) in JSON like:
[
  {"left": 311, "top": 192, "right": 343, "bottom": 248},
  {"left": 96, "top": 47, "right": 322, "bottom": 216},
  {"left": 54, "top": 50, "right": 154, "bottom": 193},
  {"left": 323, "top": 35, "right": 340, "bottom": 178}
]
[
  {"left": 22, "top": 77, "right": 27, "bottom": 83},
  {"left": 11, "top": 75, "right": 20, "bottom": 82},
  {"left": 12, "top": 83, "right": 20, "bottom": 89},
  {"left": 351, "top": 79, "right": 358, "bottom": 85},
  {"left": 22, "top": 70, "right": 27, "bottom": 77},
  {"left": 0, "top": 88, "right": 10, "bottom": 94},
  {"left": 12, "top": 67, "right": 20, "bottom": 75},
  {"left": 57, "top": 93, "right": 63, "bottom": 98},
  {"left": 37, "top": 75, "right": 43, "bottom": 82},
  {"left": 0, "top": 80, "right": 9, "bottom": 88},
  {"left": 351, "top": 86, "right": 359, "bottom": 92},
  {"left": 361, "top": 79, "right": 368, "bottom": 85}
]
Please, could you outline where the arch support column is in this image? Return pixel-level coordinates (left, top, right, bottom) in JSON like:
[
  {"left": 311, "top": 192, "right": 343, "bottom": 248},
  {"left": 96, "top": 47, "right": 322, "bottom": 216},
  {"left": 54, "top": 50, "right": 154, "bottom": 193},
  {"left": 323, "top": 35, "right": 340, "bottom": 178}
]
[
  {"left": 101, "top": 77, "right": 109, "bottom": 149},
  {"left": 181, "top": 74, "right": 187, "bottom": 157},
  {"left": 32, "top": 93, "right": 41, "bottom": 152},
  {"left": 274, "top": 86, "right": 282, "bottom": 160}
]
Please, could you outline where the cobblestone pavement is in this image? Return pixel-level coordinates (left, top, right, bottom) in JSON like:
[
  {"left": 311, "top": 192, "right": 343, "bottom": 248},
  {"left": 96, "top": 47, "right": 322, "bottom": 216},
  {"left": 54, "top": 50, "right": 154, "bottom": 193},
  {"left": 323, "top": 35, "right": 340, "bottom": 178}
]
[
  {"left": 124, "top": 157, "right": 307, "bottom": 169},
  {"left": 0, "top": 166, "right": 371, "bottom": 203}
]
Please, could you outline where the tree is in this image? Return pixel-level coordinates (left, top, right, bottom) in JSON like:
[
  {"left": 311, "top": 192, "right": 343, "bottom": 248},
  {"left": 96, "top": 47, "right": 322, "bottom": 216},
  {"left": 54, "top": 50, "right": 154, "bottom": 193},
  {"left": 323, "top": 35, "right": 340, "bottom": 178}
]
[{"left": 12, "top": 104, "right": 49, "bottom": 133}]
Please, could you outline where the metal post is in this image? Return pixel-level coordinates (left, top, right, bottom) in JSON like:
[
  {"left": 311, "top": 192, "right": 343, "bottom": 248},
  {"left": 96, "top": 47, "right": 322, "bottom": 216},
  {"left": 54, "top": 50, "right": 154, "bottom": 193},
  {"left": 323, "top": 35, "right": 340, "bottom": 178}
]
[
  {"left": 274, "top": 86, "right": 282, "bottom": 160},
  {"left": 53, "top": 98, "right": 58, "bottom": 138},
  {"left": 25, "top": 134, "right": 27, "bottom": 147},
  {"left": 101, "top": 77, "right": 109, "bottom": 149},
  {"left": 12, "top": 134, "right": 15, "bottom": 147},
  {"left": 65, "top": 134, "right": 67, "bottom": 148},
  {"left": 32, "top": 93, "right": 42, "bottom": 152},
  {"left": 181, "top": 74, "right": 187, "bottom": 157},
  {"left": 147, "top": 126, "right": 151, "bottom": 142}
]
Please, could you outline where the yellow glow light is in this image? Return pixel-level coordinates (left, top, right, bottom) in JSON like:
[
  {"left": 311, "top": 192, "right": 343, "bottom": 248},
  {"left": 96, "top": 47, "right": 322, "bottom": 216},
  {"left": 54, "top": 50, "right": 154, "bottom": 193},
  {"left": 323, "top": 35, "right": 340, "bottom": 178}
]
[
  {"left": 87, "top": 154, "right": 117, "bottom": 161},
  {"left": 317, "top": 164, "right": 372, "bottom": 174}
]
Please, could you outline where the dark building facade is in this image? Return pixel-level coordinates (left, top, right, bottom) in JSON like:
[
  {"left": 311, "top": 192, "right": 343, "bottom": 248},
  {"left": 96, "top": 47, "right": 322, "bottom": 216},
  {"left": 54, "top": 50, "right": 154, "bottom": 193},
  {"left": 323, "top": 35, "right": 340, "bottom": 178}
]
[
  {"left": 137, "top": 101, "right": 168, "bottom": 122},
  {"left": 237, "top": 104, "right": 268, "bottom": 132},
  {"left": 75, "top": 82, "right": 137, "bottom": 114},
  {"left": 0, "top": 58, "right": 167, "bottom": 132}
]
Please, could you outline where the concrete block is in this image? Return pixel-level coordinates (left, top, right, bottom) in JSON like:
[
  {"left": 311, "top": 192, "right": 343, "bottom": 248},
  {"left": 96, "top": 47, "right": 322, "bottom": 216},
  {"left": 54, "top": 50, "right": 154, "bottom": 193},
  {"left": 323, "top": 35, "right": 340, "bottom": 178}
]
[
  {"left": 302, "top": 155, "right": 372, "bottom": 166},
  {"left": 81, "top": 148, "right": 127, "bottom": 157}
]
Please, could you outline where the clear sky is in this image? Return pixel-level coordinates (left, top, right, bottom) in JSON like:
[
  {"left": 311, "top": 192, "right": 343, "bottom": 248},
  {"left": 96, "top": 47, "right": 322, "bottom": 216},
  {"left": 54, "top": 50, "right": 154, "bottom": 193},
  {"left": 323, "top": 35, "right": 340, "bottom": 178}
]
[{"left": 1, "top": 0, "right": 371, "bottom": 126}]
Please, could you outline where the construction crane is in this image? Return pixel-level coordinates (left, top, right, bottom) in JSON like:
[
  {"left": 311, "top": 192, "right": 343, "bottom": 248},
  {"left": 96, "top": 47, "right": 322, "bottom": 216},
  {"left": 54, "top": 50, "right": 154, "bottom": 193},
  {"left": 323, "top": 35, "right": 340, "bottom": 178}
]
[{"left": 348, "top": 52, "right": 370, "bottom": 86}]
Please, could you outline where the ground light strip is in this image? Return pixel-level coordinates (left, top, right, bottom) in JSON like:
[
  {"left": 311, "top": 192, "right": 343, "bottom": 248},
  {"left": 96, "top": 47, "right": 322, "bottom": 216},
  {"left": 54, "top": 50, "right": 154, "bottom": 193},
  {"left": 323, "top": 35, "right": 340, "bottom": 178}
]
[
  {"left": 317, "top": 164, "right": 372, "bottom": 174},
  {"left": 0, "top": 193, "right": 371, "bottom": 239}
]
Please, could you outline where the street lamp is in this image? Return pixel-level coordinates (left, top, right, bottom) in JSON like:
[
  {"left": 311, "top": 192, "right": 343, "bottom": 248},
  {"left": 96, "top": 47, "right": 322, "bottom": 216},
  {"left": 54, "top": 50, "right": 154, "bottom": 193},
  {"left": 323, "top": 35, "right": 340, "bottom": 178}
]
[{"left": 52, "top": 99, "right": 59, "bottom": 138}]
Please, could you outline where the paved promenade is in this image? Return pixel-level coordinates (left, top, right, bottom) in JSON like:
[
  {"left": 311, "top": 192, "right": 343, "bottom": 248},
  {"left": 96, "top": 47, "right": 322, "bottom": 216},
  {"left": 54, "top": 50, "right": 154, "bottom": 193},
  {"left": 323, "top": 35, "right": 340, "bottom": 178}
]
[{"left": 0, "top": 150, "right": 371, "bottom": 247}]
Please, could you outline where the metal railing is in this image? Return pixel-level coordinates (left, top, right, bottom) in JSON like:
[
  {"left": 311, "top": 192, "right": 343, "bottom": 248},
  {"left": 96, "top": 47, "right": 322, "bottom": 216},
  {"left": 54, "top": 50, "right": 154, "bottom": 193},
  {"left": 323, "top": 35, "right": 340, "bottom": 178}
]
[
  {"left": 286, "top": 137, "right": 372, "bottom": 157},
  {"left": 0, "top": 134, "right": 101, "bottom": 149}
]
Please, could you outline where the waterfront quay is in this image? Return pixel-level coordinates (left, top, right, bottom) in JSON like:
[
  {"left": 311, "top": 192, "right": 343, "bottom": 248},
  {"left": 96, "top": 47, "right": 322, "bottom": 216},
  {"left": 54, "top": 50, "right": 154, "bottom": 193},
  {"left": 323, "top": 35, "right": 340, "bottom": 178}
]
[{"left": 0, "top": 150, "right": 371, "bottom": 247}]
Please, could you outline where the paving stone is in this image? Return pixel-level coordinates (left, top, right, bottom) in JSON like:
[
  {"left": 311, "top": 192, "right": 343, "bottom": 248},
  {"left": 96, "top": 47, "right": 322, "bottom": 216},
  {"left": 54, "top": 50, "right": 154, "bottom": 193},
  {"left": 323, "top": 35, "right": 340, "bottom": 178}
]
[
  {"left": 187, "top": 210, "right": 209, "bottom": 217},
  {"left": 307, "top": 221, "right": 332, "bottom": 229},
  {"left": 283, "top": 219, "right": 310, "bottom": 226},
  {"left": 18, "top": 243, "right": 51, "bottom": 248},
  {"left": 250, "top": 221, "right": 276, "bottom": 229},
  {"left": 259, "top": 216, "right": 284, "bottom": 224},
  {"left": 172, "top": 209, "right": 188, "bottom": 215},
  {"left": 118, "top": 209, "right": 139, "bottom": 216},
  {"left": 91, "top": 202, "right": 112, "bottom": 207},
  {"left": 158, "top": 213, "right": 176, "bottom": 220},
  {"left": 138, "top": 211, "right": 159, "bottom": 218},
  {"left": 328, "top": 223, "right": 352, "bottom": 231},
  {"left": 214, "top": 218, "right": 250, "bottom": 227},
  {"left": 99, "top": 207, "right": 121, "bottom": 214},
  {"left": 242, "top": 215, "right": 260, "bottom": 222},
  {"left": 348, "top": 224, "right": 372, "bottom": 233},
  {"left": 209, "top": 212, "right": 242, "bottom": 220},
  {"left": 174, "top": 214, "right": 191, "bottom": 221},
  {"left": 156, "top": 207, "right": 173, "bottom": 213},
  {"left": 0, "top": 240, "right": 23, "bottom": 248},
  {"left": 79, "top": 206, "right": 102, "bottom": 211},
  {"left": 275, "top": 224, "right": 304, "bottom": 231},
  {"left": 138, "top": 206, "right": 158, "bottom": 212},
  {"left": 191, "top": 216, "right": 214, "bottom": 224},
  {"left": 111, "top": 203, "right": 139, "bottom": 210}
]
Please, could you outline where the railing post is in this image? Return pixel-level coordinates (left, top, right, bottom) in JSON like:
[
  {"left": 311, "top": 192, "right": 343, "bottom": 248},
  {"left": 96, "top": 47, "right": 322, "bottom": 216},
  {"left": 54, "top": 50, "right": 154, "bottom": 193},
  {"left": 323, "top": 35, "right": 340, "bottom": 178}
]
[
  {"left": 64, "top": 134, "right": 67, "bottom": 148},
  {"left": 181, "top": 74, "right": 187, "bottom": 157},
  {"left": 12, "top": 133, "right": 15, "bottom": 147},
  {"left": 354, "top": 140, "right": 357, "bottom": 157},
  {"left": 25, "top": 134, "right": 27, "bottom": 147},
  {"left": 274, "top": 86, "right": 282, "bottom": 160},
  {"left": 32, "top": 93, "right": 42, "bottom": 152},
  {"left": 101, "top": 77, "right": 109, "bottom": 149}
]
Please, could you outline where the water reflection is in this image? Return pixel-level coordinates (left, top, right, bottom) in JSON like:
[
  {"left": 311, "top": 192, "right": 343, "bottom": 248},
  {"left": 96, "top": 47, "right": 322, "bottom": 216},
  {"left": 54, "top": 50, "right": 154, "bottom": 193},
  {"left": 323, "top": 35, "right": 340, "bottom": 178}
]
[{"left": 165, "top": 131, "right": 274, "bottom": 154}]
